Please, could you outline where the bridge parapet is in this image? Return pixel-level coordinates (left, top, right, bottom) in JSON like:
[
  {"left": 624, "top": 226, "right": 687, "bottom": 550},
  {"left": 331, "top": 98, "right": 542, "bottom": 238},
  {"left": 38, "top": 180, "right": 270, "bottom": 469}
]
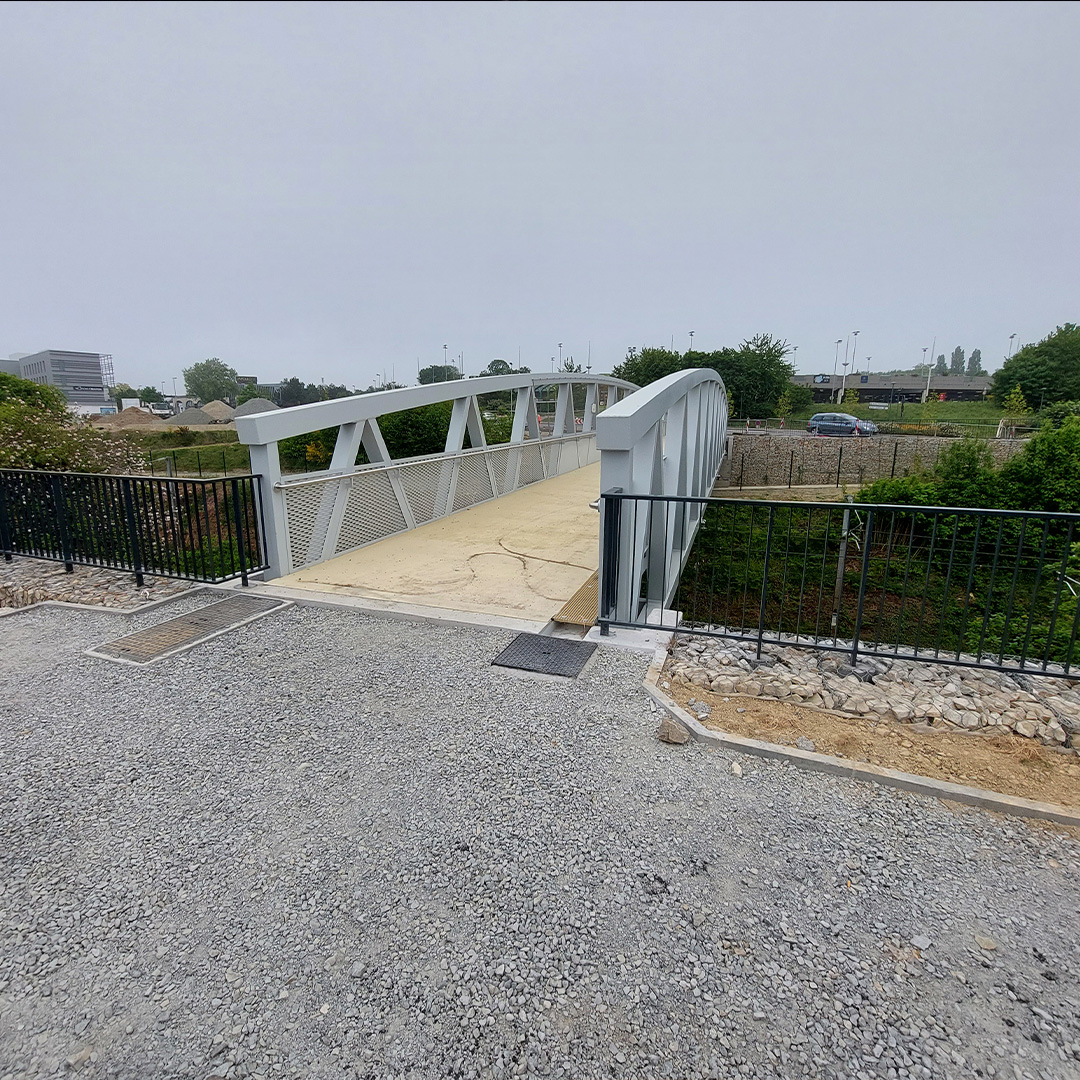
[
  {"left": 237, "top": 373, "right": 637, "bottom": 578},
  {"left": 596, "top": 369, "right": 729, "bottom": 625}
]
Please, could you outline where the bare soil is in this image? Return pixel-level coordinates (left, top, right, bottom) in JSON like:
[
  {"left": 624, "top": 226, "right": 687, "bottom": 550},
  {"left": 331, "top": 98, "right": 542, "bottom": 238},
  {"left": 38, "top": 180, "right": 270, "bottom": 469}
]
[{"left": 663, "top": 674, "right": 1080, "bottom": 809}]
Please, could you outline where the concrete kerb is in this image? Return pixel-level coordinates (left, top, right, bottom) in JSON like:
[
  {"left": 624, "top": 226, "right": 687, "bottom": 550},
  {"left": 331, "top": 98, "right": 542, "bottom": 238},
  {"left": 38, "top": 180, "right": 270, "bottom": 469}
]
[
  {"left": 0, "top": 584, "right": 215, "bottom": 620},
  {"left": 642, "top": 650, "right": 1080, "bottom": 829}
]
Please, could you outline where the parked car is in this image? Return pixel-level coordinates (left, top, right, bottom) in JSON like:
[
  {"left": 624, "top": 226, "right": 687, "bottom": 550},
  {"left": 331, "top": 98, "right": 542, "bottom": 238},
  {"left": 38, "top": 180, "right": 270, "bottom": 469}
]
[{"left": 806, "top": 412, "right": 877, "bottom": 437}]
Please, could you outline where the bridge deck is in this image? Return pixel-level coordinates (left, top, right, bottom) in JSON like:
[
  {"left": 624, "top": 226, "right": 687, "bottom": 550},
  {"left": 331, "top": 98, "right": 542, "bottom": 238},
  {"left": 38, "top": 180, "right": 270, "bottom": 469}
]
[{"left": 272, "top": 462, "right": 601, "bottom": 626}]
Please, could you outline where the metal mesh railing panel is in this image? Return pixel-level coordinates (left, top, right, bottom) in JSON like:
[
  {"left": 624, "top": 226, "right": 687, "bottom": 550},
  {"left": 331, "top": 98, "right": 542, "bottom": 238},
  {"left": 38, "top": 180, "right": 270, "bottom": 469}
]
[
  {"left": 398, "top": 459, "right": 443, "bottom": 525},
  {"left": 453, "top": 456, "right": 496, "bottom": 512},
  {"left": 335, "top": 471, "right": 409, "bottom": 553},
  {"left": 283, "top": 482, "right": 328, "bottom": 569}
]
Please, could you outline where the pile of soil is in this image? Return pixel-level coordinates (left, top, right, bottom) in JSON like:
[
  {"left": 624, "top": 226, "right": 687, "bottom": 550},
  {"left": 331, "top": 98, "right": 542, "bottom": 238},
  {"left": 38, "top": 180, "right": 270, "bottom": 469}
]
[
  {"left": 171, "top": 407, "right": 213, "bottom": 425},
  {"left": 91, "top": 409, "right": 167, "bottom": 429},
  {"left": 664, "top": 676, "right": 1080, "bottom": 809},
  {"left": 201, "top": 399, "right": 235, "bottom": 422}
]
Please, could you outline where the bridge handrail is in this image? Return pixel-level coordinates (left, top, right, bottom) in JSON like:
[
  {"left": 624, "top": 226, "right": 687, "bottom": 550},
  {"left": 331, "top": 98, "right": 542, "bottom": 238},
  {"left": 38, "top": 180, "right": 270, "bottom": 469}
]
[
  {"left": 237, "top": 371, "right": 638, "bottom": 579},
  {"left": 236, "top": 372, "right": 638, "bottom": 445},
  {"left": 597, "top": 369, "right": 729, "bottom": 626}
]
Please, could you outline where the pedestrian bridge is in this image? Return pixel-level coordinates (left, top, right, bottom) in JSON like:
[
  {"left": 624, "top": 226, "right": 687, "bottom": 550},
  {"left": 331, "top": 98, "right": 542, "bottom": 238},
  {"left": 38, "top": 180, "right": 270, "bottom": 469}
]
[{"left": 236, "top": 369, "right": 728, "bottom": 629}]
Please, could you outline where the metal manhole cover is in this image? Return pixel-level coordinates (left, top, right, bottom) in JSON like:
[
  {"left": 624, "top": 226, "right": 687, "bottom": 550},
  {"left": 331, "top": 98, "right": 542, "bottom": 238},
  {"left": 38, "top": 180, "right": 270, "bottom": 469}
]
[
  {"left": 87, "top": 594, "right": 290, "bottom": 665},
  {"left": 492, "top": 633, "right": 597, "bottom": 678}
]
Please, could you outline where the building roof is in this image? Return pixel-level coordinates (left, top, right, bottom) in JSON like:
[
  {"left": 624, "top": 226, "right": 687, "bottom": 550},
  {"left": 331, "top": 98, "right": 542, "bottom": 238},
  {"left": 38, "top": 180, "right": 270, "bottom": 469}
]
[{"left": 793, "top": 373, "right": 992, "bottom": 390}]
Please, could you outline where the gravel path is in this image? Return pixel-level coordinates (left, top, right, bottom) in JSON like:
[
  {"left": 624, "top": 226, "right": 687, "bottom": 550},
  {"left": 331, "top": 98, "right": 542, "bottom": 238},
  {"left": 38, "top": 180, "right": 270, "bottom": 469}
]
[{"left": 1, "top": 599, "right": 1079, "bottom": 1080}]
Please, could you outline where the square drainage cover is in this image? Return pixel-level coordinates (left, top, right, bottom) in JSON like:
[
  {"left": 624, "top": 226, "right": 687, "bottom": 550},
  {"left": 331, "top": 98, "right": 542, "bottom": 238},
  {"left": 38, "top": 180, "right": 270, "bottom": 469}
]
[{"left": 492, "top": 633, "right": 597, "bottom": 678}]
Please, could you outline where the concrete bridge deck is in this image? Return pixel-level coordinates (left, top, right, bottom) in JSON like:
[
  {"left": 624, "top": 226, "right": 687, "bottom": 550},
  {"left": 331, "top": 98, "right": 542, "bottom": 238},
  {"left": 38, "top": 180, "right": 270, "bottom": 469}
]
[{"left": 272, "top": 463, "right": 601, "bottom": 626}]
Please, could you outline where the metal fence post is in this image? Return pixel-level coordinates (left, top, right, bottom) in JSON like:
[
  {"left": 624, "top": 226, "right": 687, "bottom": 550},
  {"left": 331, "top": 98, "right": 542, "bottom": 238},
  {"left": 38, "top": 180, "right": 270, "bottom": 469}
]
[
  {"left": 850, "top": 508, "right": 875, "bottom": 665},
  {"left": 51, "top": 474, "right": 74, "bottom": 572},
  {"left": 598, "top": 489, "right": 622, "bottom": 635},
  {"left": 0, "top": 480, "right": 12, "bottom": 562},
  {"left": 755, "top": 506, "right": 776, "bottom": 659},
  {"left": 121, "top": 477, "right": 145, "bottom": 587},
  {"left": 230, "top": 477, "right": 249, "bottom": 587}
]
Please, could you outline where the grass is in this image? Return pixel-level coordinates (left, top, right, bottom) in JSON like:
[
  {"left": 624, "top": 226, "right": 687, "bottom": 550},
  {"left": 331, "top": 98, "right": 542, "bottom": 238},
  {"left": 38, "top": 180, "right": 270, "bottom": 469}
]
[{"left": 143, "top": 443, "right": 252, "bottom": 476}]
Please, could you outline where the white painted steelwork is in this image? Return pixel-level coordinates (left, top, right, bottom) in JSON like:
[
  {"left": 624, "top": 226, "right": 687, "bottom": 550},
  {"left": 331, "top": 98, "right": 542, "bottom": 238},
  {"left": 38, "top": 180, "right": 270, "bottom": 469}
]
[
  {"left": 236, "top": 373, "right": 636, "bottom": 578},
  {"left": 596, "top": 369, "right": 728, "bottom": 623}
]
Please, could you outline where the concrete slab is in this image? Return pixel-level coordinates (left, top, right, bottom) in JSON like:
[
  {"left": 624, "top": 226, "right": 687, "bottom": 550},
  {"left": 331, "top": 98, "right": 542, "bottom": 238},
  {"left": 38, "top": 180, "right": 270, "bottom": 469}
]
[{"left": 272, "top": 463, "right": 602, "bottom": 624}]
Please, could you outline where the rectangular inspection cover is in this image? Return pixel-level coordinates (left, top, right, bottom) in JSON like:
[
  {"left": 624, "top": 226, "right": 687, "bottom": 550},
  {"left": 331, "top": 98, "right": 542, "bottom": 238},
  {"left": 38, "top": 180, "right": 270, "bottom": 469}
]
[
  {"left": 492, "top": 633, "right": 597, "bottom": 678},
  {"left": 87, "top": 594, "right": 289, "bottom": 665}
]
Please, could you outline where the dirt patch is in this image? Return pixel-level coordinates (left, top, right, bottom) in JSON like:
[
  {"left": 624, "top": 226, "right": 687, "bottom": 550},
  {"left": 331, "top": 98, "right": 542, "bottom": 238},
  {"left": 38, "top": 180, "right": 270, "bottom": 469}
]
[{"left": 663, "top": 675, "right": 1080, "bottom": 809}]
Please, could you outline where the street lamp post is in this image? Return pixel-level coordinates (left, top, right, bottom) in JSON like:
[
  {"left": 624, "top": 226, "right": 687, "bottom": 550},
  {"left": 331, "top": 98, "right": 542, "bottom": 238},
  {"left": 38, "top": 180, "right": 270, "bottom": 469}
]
[
  {"left": 558, "top": 343, "right": 563, "bottom": 368},
  {"left": 688, "top": 330, "right": 694, "bottom": 352},
  {"left": 1008, "top": 333, "right": 1017, "bottom": 357},
  {"left": 833, "top": 339, "right": 842, "bottom": 378}
]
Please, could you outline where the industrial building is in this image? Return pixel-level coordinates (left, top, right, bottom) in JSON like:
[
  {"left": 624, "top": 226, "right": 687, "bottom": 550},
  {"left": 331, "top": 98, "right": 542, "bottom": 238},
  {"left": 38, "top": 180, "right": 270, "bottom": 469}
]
[
  {"left": 6, "top": 350, "right": 115, "bottom": 413},
  {"left": 792, "top": 371, "right": 992, "bottom": 404}
]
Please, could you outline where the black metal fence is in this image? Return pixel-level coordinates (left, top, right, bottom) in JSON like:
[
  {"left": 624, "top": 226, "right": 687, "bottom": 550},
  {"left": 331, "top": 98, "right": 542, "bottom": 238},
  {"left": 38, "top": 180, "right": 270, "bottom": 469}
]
[
  {"left": 599, "top": 493, "right": 1080, "bottom": 678},
  {"left": 0, "top": 469, "right": 267, "bottom": 585}
]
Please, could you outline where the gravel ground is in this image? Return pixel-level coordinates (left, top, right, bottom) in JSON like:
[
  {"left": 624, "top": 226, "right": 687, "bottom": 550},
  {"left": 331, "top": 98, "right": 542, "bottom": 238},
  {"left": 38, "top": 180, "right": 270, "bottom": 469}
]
[{"left": 2, "top": 599, "right": 1079, "bottom": 1080}]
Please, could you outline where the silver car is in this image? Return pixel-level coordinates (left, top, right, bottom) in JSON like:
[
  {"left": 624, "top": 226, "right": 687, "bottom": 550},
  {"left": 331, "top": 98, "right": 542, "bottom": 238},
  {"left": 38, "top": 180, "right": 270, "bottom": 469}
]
[{"left": 806, "top": 412, "right": 877, "bottom": 436}]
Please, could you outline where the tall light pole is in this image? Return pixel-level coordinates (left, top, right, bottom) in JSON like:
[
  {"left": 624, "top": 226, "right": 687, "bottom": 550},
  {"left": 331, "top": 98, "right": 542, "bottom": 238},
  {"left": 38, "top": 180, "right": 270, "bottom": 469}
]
[
  {"left": 865, "top": 356, "right": 871, "bottom": 377},
  {"left": 1008, "top": 333, "right": 1017, "bottom": 357},
  {"left": 833, "top": 339, "right": 842, "bottom": 378},
  {"left": 688, "top": 330, "right": 695, "bottom": 352},
  {"left": 791, "top": 345, "right": 798, "bottom": 367},
  {"left": 851, "top": 330, "right": 860, "bottom": 373},
  {"left": 558, "top": 342, "right": 563, "bottom": 368},
  {"left": 550, "top": 356, "right": 555, "bottom": 372},
  {"left": 172, "top": 377, "right": 177, "bottom": 398}
]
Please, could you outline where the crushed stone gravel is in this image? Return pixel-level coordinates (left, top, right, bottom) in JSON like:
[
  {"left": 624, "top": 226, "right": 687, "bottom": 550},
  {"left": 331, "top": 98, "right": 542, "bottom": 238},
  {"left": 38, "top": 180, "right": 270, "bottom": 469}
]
[{"left": 1, "top": 601, "right": 1079, "bottom": 1080}]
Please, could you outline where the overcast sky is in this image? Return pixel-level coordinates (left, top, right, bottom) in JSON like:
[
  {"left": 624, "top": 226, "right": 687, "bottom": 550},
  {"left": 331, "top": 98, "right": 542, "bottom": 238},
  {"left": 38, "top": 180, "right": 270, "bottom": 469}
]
[{"left": 1, "top": 1, "right": 1076, "bottom": 392}]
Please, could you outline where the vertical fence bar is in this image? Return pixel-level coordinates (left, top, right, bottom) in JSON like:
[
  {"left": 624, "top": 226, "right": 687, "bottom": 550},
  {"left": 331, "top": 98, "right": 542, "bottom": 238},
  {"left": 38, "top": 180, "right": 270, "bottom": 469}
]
[
  {"left": 755, "top": 505, "right": 776, "bottom": 659},
  {"left": 230, "top": 477, "right": 249, "bottom": 586},
  {"left": 121, "top": 477, "right": 145, "bottom": 587},
  {"left": 849, "top": 509, "right": 875, "bottom": 664},
  {"left": 50, "top": 474, "right": 74, "bottom": 572},
  {"left": 0, "top": 479, "right": 13, "bottom": 562},
  {"left": 598, "top": 490, "right": 622, "bottom": 634}
]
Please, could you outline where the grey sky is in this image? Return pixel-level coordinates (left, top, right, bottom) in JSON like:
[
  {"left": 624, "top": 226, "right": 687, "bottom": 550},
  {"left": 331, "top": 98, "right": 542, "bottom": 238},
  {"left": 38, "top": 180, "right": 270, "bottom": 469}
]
[{"left": 1, "top": 1, "right": 1076, "bottom": 392}]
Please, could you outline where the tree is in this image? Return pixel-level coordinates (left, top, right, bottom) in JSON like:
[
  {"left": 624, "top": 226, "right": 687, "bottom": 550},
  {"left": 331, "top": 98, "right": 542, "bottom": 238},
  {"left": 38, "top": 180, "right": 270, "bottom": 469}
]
[
  {"left": 611, "top": 347, "right": 684, "bottom": 387},
  {"left": 933, "top": 354, "right": 948, "bottom": 376},
  {"left": 0, "top": 373, "right": 139, "bottom": 472},
  {"left": 781, "top": 383, "right": 814, "bottom": 413},
  {"left": 990, "top": 324, "right": 1080, "bottom": 407},
  {"left": 111, "top": 382, "right": 138, "bottom": 406},
  {"left": 237, "top": 383, "right": 262, "bottom": 405},
  {"left": 137, "top": 386, "right": 164, "bottom": 403},
  {"left": 843, "top": 387, "right": 860, "bottom": 405},
  {"left": 966, "top": 348, "right": 985, "bottom": 376},
  {"left": 561, "top": 358, "right": 582, "bottom": 373},
  {"left": 998, "top": 417, "right": 1080, "bottom": 514},
  {"left": 182, "top": 358, "right": 239, "bottom": 403},
  {"left": 613, "top": 336, "right": 794, "bottom": 418},
  {"left": 481, "top": 359, "right": 512, "bottom": 376},
  {"left": 949, "top": 346, "right": 965, "bottom": 375},
  {"left": 1002, "top": 384, "right": 1030, "bottom": 415},
  {"left": 1039, "top": 400, "right": 1080, "bottom": 428},
  {"left": 418, "top": 364, "right": 462, "bottom": 384}
]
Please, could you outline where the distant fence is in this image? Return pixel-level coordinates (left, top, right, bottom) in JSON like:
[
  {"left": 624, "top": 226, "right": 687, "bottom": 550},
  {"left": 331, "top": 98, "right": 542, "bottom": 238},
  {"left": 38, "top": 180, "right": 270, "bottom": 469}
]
[
  {"left": 732, "top": 417, "right": 1038, "bottom": 440},
  {"left": 726, "top": 434, "right": 1027, "bottom": 489},
  {"left": 0, "top": 469, "right": 266, "bottom": 585},
  {"left": 599, "top": 493, "right": 1080, "bottom": 678}
]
